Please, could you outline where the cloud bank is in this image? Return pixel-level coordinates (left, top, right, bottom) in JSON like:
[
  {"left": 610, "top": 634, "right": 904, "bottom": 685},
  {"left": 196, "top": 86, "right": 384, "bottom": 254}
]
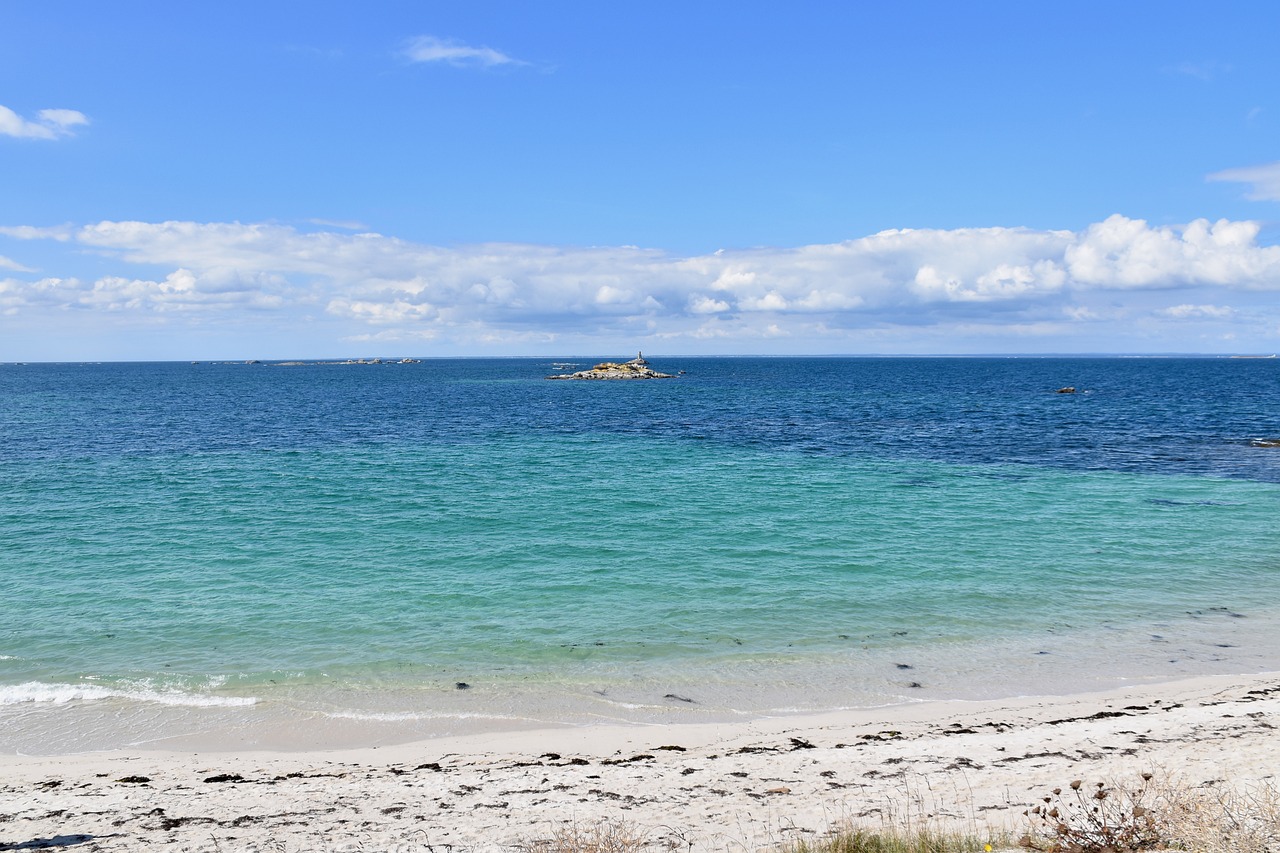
[
  {"left": 0, "top": 105, "right": 90, "bottom": 140},
  {"left": 2, "top": 215, "right": 1279, "bottom": 356}
]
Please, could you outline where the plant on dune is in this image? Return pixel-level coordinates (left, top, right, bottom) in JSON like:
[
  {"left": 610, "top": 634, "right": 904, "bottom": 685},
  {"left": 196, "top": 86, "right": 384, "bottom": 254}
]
[
  {"left": 1023, "top": 775, "right": 1163, "bottom": 851},
  {"left": 1023, "top": 772, "right": 1280, "bottom": 852}
]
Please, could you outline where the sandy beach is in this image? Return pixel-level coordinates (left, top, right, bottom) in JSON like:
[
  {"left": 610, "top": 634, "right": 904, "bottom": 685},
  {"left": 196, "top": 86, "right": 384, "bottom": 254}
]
[{"left": 3, "top": 671, "right": 1277, "bottom": 851}]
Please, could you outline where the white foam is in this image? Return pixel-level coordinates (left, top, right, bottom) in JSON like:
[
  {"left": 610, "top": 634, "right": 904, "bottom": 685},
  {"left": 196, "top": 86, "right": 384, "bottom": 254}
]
[{"left": 0, "top": 681, "right": 258, "bottom": 707}]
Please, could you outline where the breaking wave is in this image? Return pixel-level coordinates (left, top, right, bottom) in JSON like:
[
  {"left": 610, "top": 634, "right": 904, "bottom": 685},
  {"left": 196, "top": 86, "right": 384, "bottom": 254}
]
[{"left": 0, "top": 681, "right": 258, "bottom": 707}]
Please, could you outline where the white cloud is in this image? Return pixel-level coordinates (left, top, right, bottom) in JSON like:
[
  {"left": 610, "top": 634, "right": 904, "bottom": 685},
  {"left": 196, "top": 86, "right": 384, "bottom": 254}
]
[
  {"left": 594, "top": 284, "right": 636, "bottom": 305},
  {"left": 741, "top": 291, "right": 789, "bottom": 312},
  {"left": 308, "top": 218, "right": 369, "bottom": 231},
  {"left": 4, "top": 214, "right": 1280, "bottom": 354},
  {"left": 0, "top": 224, "right": 74, "bottom": 241},
  {"left": 38, "top": 108, "right": 89, "bottom": 130},
  {"left": 1208, "top": 161, "right": 1280, "bottom": 202},
  {"left": 402, "top": 35, "right": 522, "bottom": 68},
  {"left": 1063, "top": 215, "right": 1278, "bottom": 287},
  {"left": 0, "top": 276, "right": 83, "bottom": 312},
  {"left": 0, "top": 265, "right": 288, "bottom": 314},
  {"left": 1158, "top": 303, "right": 1235, "bottom": 319},
  {"left": 689, "top": 295, "right": 731, "bottom": 314},
  {"left": 0, "top": 105, "right": 89, "bottom": 139},
  {"left": 328, "top": 298, "right": 437, "bottom": 324},
  {"left": 0, "top": 255, "right": 34, "bottom": 272}
]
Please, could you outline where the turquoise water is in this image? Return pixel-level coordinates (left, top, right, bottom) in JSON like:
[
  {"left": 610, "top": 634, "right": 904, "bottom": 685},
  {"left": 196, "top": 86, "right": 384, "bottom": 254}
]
[{"left": 2, "top": 357, "right": 1279, "bottom": 751}]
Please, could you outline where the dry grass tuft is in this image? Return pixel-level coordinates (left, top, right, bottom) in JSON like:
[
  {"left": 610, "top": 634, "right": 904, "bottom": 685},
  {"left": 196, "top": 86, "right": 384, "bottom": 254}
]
[
  {"left": 521, "top": 818, "right": 657, "bottom": 853},
  {"left": 1157, "top": 777, "right": 1280, "bottom": 853},
  {"left": 785, "top": 825, "right": 1003, "bottom": 853},
  {"left": 780, "top": 771, "right": 1010, "bottom": 853},
  {"left": 517, "top": 775, "right": 1280, "bottom": 853},
  {"left": 1022, "top": 772, "right": 1280, "bottom": 852}
]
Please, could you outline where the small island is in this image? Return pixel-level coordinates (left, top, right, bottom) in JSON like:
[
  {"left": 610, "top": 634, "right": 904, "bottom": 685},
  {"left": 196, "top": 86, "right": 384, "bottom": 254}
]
[{"left": 547, "top": 352, "right": 675, "bottom": 380}]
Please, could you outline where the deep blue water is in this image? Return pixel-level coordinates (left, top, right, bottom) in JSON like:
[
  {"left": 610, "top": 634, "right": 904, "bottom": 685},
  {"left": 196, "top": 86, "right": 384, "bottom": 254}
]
[{"left": 5, "top": 357, "right": 1279, "bottom": 478}]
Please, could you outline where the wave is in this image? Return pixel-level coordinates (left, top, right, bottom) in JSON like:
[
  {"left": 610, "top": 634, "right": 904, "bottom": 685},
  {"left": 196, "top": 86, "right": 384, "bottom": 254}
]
[{"left": 0, "top": 680, "right": 258, "bottom": 708}]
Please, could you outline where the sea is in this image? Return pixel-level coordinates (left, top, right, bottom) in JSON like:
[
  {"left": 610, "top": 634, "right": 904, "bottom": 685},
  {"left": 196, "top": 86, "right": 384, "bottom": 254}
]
[{"left": 2, "top": 356, "right": 1279, "bottom": 754}]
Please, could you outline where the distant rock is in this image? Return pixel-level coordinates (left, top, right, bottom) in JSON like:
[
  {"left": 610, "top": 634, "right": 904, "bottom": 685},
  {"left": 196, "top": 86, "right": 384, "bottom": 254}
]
[
  {"left": 1055, "top": 386, "right": 1076, "bottom": 394},
  {"left": 547, "top": 352, "right": 675, "bottom": 380}
]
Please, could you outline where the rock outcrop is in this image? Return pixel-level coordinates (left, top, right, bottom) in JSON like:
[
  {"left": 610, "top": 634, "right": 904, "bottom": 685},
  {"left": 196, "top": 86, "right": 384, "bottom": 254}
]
[{"left": 547, "top": 353, "right": 675, "bottom": 380}]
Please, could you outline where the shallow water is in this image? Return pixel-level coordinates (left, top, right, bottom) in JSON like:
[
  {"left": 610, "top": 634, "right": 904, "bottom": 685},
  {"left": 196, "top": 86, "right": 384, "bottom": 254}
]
[{"left": 3, "top": 357, "right": 1279, "bottom": 752}]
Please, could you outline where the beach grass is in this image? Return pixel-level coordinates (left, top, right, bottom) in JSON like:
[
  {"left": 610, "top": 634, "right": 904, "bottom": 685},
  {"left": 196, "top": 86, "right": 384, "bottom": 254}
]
[
  {"left": 521, "top": 821, "right": 1010, "bottom": 853},
  {"left": 521, "top": 819, "right": 654, "bottom": 852},
  {"left": 1020, "top": 772, "right": 1280, "bottom": 852},
  {"left": 516, "top": 775, "right": 1280, "bottom": 853},
  {"left": 783, "top": 826, "right": 1007, "bottom": 853},
  {"left": 1120, "top": 775, "right": 1279, "bottom": 853}
]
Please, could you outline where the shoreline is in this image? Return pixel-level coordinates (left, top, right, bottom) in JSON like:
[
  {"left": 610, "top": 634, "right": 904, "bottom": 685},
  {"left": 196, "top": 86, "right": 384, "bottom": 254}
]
[
  {"left": 4, "top": 670, "right": 1278, "bottom": 851},
  {"left": 8, "top": 600, "right": 1279, "bottom": 757}
]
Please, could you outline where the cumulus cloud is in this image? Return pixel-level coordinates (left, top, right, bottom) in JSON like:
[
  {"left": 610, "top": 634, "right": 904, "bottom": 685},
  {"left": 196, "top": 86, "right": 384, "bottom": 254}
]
[
  {"left": 0, "top": 268, "right": 288, "bottom": 315},
  {"left": 2, "top": 214, "right": 1279, "bottom": 352},
  {"left": 0, "top": 105, "right": 89, "bottom": 139},
  {"left": 689, "top": 295, "right": 731, "bottom": 314},
  {"left": 1064, "top": 215, "right": 1277, "bottom": 287},
  {"left": 402, "top": 35, "right": 522, "bottom": 68},
  {"left": 1208, "top": 161, "right": 1280, "bottom": 202}
]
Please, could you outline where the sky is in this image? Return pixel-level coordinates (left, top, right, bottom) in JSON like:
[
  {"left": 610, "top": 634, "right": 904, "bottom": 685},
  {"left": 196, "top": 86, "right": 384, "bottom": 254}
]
[{"left": 3, "top": 1, "right": 1280, "bottom": 361}]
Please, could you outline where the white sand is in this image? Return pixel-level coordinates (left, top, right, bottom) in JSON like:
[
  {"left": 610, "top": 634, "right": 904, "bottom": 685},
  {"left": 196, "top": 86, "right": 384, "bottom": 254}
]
[{"left": 3, "top": 672, "right": 1278, "bottom": 852}]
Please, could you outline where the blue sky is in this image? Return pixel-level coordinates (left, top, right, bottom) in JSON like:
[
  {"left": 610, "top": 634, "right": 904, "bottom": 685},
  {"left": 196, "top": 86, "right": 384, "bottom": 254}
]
[{"left": 3, "top": 1, "right": 1280, "bottom": 360}]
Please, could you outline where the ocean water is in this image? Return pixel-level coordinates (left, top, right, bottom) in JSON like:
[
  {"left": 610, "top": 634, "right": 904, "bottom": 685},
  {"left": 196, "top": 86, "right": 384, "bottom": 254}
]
[{"left": 2, "top": 356, "right": 1279, "bottom": 753}]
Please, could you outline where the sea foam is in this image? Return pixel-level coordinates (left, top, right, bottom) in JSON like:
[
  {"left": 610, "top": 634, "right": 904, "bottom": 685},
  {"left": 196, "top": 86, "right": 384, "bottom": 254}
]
[{"left": 0, "top": 681, "right": 257, "bottom": 707}]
